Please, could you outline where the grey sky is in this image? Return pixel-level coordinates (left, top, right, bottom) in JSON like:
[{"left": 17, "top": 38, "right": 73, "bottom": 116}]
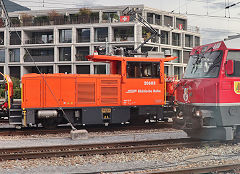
[{"left": 11, "top": 0, "right": 240, "bottom": 44}]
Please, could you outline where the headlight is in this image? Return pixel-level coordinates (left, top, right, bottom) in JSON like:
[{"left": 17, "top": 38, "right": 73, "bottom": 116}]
[{"left": 195, "top": 110, "right": 201, "bottom": 117}]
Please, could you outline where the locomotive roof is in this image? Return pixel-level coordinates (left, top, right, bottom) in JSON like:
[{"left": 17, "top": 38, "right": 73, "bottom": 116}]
[
  {"left": 86, "top": 55, "right": 177, "bottom": 62},
  {"left": 224, "top": 37, "right": 240, "bottom": 49},
  {"left": 192, "top": 37, "right": 240, "bottom": 54}
]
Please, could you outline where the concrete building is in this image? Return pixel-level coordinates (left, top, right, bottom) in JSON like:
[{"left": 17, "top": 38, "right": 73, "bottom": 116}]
[{"left": 0, "top": 4, "right": 201, "bottom": 80}]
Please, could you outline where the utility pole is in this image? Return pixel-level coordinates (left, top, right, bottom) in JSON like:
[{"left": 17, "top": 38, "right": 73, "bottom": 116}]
[{"left": 0, "top": 0, "right": 10, "bottom": 75}]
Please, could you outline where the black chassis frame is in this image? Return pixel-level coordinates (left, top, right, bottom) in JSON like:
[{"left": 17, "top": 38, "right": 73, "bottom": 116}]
[{"left": 24, "top": 105, "right": 164, "bottom": 126}]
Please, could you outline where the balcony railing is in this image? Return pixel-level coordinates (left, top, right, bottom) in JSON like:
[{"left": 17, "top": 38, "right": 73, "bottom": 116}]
[
  {"left": 0, "top": 58, "right": 5, "bottom": 63},
  {"left": 77, "top": 36, "right": 90, "bottom": 43},
  {"left": 172, "top": 39, "right": 180, "bottom": 46},
  {"left": 155, "top": 18, "right": 161, "bottom": 25},
  {"left": 10, "top": 39, "right": 21, "bottom": 45},
  {"left": 59, "top": 56, "right": 71, "bottom": 61},
  {"left": 185, "top": 41, "right": 193, "bottom": 48},
  {"left": 147, "top": 17, "right": 153, "bottom": 24},
  {"left": 94, "top": 35, "right": 108, "bottom": 42},
  {"left": 25, "top": 38, "right": 53, "bottom": 44},
  {"left": 10, "top": 57, "right": 20, "bottom": 62},
  {"left": 59, "top": 38, "right": 72, "bottom": 43},
  {"left": 24, "top": 55, "right": 54, "bottom": 62},
  {"left": 113, "top": 34, "right": 134, "bottom": 42},
  {"left": 75, "top": 54, "right": 88, "bottom": 61},
  {"left": 19, "top": 16, "right": 99, "bottom": 27}
]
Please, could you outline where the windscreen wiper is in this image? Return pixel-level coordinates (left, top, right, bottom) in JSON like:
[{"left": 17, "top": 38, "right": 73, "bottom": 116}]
[
  {"left": 190, "top": 47, "right": 213, "bottom": 74},
  {"left": 206, "top": 52, "right": 222, "bottom": 74}
]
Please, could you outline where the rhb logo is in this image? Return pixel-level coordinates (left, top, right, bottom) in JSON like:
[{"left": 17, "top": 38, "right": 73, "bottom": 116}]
[
  {"left": 234, "top": 81, "right": 240, "bottom": 94},
  {"left": 183, "top": 88, "right": 189, "bottom": 102}
]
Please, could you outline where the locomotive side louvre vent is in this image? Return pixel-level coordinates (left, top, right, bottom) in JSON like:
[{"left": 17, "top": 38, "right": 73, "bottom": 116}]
[
  {"left": 101, "top": 80, "right": 119, "bottom": 104},
  {"left": 101, "top": 80, "right": 118, "bottom": 85},
  {"left": 77, "top": 83, "right": 95, "bottom": 103}
]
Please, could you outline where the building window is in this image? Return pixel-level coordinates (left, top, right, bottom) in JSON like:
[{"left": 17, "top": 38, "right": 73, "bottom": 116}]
[
  {"left": 172, "top": 49, "right": 181, "bottom": 63},
  {"left": 26, "top": 31, "right": 53, "bottom": 44},
  {"left": 94, "top": 27, "right": 108, "bottom": 42},
  {"left": 59, "top": 29, "right": 72, "bottom": 43},
  {"left": 155, "top": 14, "right": 161, "bottom": 25},
  {"left": 10, "top": 31, "right": 21, "bottom": 45},
  {"left": 185, "top": 34, "right": 193, "bottom": 47},
  {"left": 172, "top": 33, "right": 180, "bottom": 46},
  {"left": 9, "top": 48, "right": 20, "bottom": 62},
  {"left": 174, "top": 66, "right": 182, "bottom": 79},
  {"left": 32, "top": 66, "right": 53, "bottom": 74},
  {"left": 59, "top": 65, "right": 71, "bottom": 74},
  {"left": 59, "top": 47, "right": 71, "bottom": 61},
  {"left": 113, "top": 26, "right": 134, "bottom": 42},
  {"left": 24, "top": 48, "right": 54, "bottom": 62},
  {"left": 164, "top": 15, "right": 173, "bottom": 27},
  {"left": 195, "top": 36, "right": 200, "bottom": 47},
  {"left": 164, "top": 66, "right": 169, "bottom": 76},
  {"left": 161, "top": 31, "right": 169, "bottom": 44},
  {"left": 142, "top": 27, "right": 159, "bottom": 43},
  {"left": 77, "top": 28, "right": 90, "bottom": 43},
  {"left": 0, "top": 32, "right": 4, "bottom": 45},
  {"left": 176, "top": 18, "right": 186, "bottom": 30},
  {"left": 76, "top": 47, "right": 89, "bottom": 61},
  {"left": 76, "top": 65, "right": 90, "bottom": 74},
  {"left": 94, "top": 65, "right": 106, "bottom": 74},
  {"left": 0, "top": 49, "right": 5, "bottom": 63},
  {"left": 147, "top": 13, "right": 154, "bottom": 24},
  {"left": 183, "top": 51, "right": 190, "bottom": 63},
  {"left": 102, "top": 12, "right": 119, "bottom": 22},
  {"left": 161, "top": 48, "right": 171, "bottom": 57},
  {"left": 9, "top": 66, "right": 20, "bottom": 79},
  {"left": 0, "top": 66, "right": 4, "bottom": 80},
  {"left": 94, "top": 46, "right": 106, "bottom": 55}
]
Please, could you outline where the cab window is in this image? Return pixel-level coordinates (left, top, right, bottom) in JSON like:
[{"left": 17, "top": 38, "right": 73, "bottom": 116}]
[
  {"left": 127, "top": 61, "right": 160, "bottom": 78},
  {"left": 226, "top": 50, "right": 240, "bottom": 77}
]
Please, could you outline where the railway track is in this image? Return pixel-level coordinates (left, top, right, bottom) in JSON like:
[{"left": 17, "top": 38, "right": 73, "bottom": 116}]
[
  {"left": 153, "top": 164, "right": 240, "bottom": 174},
  {"left": 0, "top": 122, "right": 172, "bottom": 136},
  {"left": 0, "top": 138, "right": 231, "bottom": 161}
]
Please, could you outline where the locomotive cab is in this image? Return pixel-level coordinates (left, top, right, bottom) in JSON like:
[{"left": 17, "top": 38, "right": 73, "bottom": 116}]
[{"left": 174, "top": 37, "right": 240, "bottom": 140}]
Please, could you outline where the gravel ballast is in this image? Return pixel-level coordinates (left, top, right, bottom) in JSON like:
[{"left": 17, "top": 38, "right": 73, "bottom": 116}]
[
  {"left": 0, "top": 130, "right": 238, "bottom": 173},
  {"left": 0, "top": 143, "right": 239, "bottom": 173}
]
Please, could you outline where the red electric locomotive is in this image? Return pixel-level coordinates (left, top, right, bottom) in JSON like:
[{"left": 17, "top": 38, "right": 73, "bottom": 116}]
[{"left": 174, "top": 37, "right": 240, "bottom": 140}]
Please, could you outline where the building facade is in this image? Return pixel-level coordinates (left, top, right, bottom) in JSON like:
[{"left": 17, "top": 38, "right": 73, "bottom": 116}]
[{"left": 0, "top": 5, "right": 201, "bottom": 80}]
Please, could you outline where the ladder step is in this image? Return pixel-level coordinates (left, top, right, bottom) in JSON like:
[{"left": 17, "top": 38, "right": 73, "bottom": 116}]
[
  {"left": 9, "top": 122, "right": 22, "bottom": 125},
  {"left": 10, "top": 109, "right": 22, "bottom": 112},
  {"left": 11, "top": 105, "right": 22, "bottom": 109},
  {"left": 9, "top": 116, "right": 22, "bottom": 118}
]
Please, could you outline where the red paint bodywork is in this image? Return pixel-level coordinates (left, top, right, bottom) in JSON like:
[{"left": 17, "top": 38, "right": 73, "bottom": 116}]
[{"left": 176, "top": 40, "right": 240, "bottom": 105}]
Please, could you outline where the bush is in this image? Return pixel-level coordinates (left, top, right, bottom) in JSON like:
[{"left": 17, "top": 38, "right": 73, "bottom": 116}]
[
  {"left": 0, "top": 89, "right": 5, "bottom": 98},
  {"left": 13, "top": 89, "right": 21, "bottom": 99},
  {"left": 10, "top": 77, "right": 20, "bottom": 89}
]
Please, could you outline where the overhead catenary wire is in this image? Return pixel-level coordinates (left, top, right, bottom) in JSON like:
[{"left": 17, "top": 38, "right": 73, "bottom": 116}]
[{"left": 0, "top": 0, "right": 77, "bottom": 131}]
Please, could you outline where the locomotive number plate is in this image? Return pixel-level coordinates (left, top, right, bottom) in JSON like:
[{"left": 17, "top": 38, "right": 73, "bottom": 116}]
[{"left": 101, "top": 108, "right": 111, "bottom": 113}]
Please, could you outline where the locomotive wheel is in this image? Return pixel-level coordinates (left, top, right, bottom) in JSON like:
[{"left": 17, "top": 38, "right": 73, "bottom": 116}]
[
  {"left": 130, "top": 116, "right": 147, "bottom": 125},
  {"left": 41, "top": 118, "right": 58, "bottom": 129}
]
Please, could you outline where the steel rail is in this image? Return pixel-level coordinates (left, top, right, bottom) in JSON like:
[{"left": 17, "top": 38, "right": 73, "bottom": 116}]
[
  {"left": 0, "top": 138, "right": 228, "bottom": 161},
  {"left": 0, "top": 122, "right": 172, "bottom": 136},
  {"left": 149, "top": 163, "right": 240, "bottom": 174}
]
